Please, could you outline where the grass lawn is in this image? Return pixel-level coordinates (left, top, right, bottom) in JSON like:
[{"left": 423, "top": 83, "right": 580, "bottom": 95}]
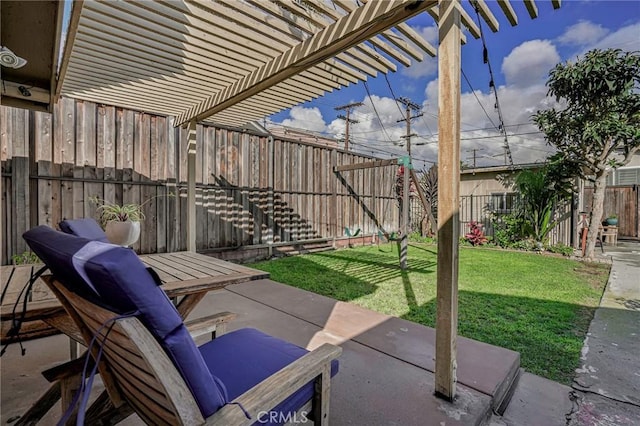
[{"left": 250, "top": 243, "right": 609, "bottom": 384}]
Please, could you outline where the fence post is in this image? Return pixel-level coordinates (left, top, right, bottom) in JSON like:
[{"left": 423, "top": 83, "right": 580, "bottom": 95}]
[{"left": 267, "top": 136, "right": 274, "bottom": 258}]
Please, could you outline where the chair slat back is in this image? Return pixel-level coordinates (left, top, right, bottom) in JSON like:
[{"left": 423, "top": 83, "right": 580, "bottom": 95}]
[{"left": 47, "top": 277, "right": 205, "bottom": 425}]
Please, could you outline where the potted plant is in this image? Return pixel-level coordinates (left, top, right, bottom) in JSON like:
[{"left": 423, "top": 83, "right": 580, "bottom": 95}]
[
  {"left": 90, "top": 197, "right": 144, "bottom": 246},
  {"left": 605, "top": 214, "right": 618, "bottom": 226}
]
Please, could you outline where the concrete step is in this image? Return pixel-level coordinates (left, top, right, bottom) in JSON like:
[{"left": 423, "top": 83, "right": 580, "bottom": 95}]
[
  {"left": 487, "top": 372, "right": 573, "bottom": 426},
  {"left": 495, "top": 368, "right": 523, "bottom": 415}
]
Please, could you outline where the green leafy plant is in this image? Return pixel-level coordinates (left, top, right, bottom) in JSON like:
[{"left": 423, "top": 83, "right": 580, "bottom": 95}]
[
  {"left": 11, "top": 251, "right": 40, "bottom": 265},
  {"left": 90, "top": 196, "right": 145, "bottom": 226},
  {"left": 546, "top": 244, "right": 575, "bottom": 257},
  {"left": 90, "top": 192, "right": 174, "bottom": 228},
  {"left": 492, "top": 213, "right": 528, "bottom": 248},
  {"left": 408, "top": 232, "right": 436, "bottom": 244},
  {"left": 607, "top": 214, "right": 618, "bottom": 219}
]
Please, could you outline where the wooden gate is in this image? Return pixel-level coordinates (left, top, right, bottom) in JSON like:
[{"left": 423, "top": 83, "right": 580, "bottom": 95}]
[{"left": 583, "top": 185, "right": 640, "bottom": 239}]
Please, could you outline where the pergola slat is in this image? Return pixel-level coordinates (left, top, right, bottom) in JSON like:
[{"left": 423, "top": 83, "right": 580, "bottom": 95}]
[
  {"left": 524, "top": 0, "right": 539, "bottom": 19},
  {"left": 176, "top": 0, "right": 437, "bottom": 126},
  {"left": 472, "top": 0, "right": 500, "bottom": 32},
  {"left": 497, "top": 0, "right": 519, "bottom": 26}
]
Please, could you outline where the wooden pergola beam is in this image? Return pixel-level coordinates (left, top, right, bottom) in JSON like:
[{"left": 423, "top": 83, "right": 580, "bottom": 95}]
[
  {"left": 54, "top": 0, "right": 83, "bottom": 101},
  {"left": 175, "top": 0, "right": 436, "bottom": 126}
]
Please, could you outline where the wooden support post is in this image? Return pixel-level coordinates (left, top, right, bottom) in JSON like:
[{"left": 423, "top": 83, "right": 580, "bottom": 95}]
[
  {"left": 435, "top": 0, "right": 461, "bottom": 401},
  {"left": 187, "top": 120, "right": 197, "bottom": 252}
]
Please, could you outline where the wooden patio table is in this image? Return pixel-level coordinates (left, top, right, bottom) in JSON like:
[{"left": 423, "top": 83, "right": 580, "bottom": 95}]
[{"left": 3, "top": 251, "right": 269, "bottom": 425}]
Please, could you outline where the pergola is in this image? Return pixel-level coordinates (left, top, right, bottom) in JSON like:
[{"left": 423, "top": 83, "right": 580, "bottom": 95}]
[{"left": 1, "top": 0, "right": 560, "bottom": 400}]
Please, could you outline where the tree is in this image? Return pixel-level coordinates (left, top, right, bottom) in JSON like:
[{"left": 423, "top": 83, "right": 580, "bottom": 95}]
[{"left": 533, "top": 49, "right": 640, "bottom": 258}]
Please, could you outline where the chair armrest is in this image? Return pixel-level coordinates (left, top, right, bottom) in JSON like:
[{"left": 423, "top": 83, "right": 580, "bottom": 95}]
[
  {"left": 205, "top": 343, "right": 342, "bottom": 425},
  {"left": 184, "top": 312, "right": 236, "bottom": 338}
]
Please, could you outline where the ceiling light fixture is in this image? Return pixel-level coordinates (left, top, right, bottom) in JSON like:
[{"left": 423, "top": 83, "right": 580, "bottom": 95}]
[{"left": 0, "top": 46, "right": 28, "bottom": 69}]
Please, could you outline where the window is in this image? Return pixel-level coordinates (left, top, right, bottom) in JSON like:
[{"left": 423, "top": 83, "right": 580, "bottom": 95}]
[
  {"left": 617, "top": 168, "right": 640, "bottom": 185},
  {"left": 490, "top": 192, "right": 517, "bottom": 213}
]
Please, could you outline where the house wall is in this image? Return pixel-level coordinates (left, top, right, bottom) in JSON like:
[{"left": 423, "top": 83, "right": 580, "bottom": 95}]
[
  {"left": 1, "top": 99, "right": 400, "bottom": 265},
  {"left": 460, "top": 171, "right": 511, "bottom": 197}
]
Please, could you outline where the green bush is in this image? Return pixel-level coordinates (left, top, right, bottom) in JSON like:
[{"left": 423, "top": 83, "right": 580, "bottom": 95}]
[
  {"left": 11, "top": 251, "right": 40, "bottom": 265},
  {"left": 408, "top": 232, "right": 436, "bottom": 244},
  {"left": 492, "top": 214, "right": 528, "bottom": 248},
  {"left": 546, "top": 243, "right": 575, "bottom": 257}
]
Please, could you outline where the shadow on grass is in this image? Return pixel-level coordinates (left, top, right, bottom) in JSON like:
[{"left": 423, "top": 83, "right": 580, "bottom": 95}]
[
  {"left": 252, "top": 255, "right": 379, "bottom": 301},
  {"left": 252, "top": 249, "right": 436, "bottom": 303},
  {"left": 400, "top": 289, "right": 598, "bottom": 384}
]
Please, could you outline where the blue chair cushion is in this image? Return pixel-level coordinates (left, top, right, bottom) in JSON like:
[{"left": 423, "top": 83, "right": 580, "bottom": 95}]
[
  {"left": 59, "top": 218, "right": 109, "bottom": 242},
  {"left": 22, "top": 226, "right": 227, "bottom": 417},
  {"left": 199, "top": 328, "right": 339, "bottom": 424},
  {"left": 23, "top": 226, "right": 106, "bottom": 303}
]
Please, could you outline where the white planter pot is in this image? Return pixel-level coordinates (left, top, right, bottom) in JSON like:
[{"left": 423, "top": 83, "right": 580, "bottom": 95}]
[{"left": 105, "top": 221, "right": 140, "bottom": 247}]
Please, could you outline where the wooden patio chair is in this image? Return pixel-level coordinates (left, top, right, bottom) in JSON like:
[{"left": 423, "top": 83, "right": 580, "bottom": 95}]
[
  {"left": 46, "top": 277, "right": 341, "bottom": 425},
  {"left": 23, "top": 226, "right": 342, "bottom": 425}
]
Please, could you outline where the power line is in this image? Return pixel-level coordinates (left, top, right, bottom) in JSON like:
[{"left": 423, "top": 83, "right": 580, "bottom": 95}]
[
  {"left": 363, "top": 81, "right": 394, "bottom": 142},
  {"left": 473, "top": 1, "right": 513, "bottom": 167},
  {"left": 461, "top": 68, "right": 499, "bottom": 131}
]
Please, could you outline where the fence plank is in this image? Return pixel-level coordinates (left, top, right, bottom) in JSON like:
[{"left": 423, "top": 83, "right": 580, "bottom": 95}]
[{"left": 12, "top": 108, "right": 29, "bottom": 256}]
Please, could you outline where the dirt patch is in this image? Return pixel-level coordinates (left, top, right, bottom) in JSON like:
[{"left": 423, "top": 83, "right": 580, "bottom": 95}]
[{"left": 573, "top": 262, "right": 611, "bottom": 291}]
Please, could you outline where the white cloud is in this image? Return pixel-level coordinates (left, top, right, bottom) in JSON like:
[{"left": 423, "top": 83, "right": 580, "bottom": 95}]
[
  {"left": 281, "top": 106, "right": 326, "bottom": 132},
  {"left": 586, "top": 22, "right": 640, "bottom": 51},
  {"left": 401, "top": 25, "right": 439, "bottom": 79},
  {"left": 271, "top": 19, "right": 639, "bottom": 169},
  {"left": 403, "top": 58, "right": 438, "bottom": 79},
  {"left": 501, "top": 40, "right": 560, "bottom": 88},
  {"left": 558, "top": 20, "right": 609, "bottom": 46}
]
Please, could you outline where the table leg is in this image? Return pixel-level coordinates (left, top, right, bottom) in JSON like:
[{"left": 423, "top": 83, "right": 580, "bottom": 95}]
[
  {"left": 15, "top": 382, "right": 62, "bottom": 426},
  {"left": 176, "top": 293, "right": 207, "bottom": 319}
]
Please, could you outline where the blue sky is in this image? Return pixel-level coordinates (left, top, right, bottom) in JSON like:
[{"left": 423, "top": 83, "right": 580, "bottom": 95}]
[{"left": 268, "top": 1, "right": 640, "bottom": 169}]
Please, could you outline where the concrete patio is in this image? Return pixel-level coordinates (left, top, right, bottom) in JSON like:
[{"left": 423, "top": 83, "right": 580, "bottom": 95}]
[{"left": 1, "top": 279, "right": 520, "bottom": 425}]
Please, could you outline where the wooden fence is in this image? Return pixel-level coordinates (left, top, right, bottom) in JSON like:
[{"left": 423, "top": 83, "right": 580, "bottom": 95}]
[
  {"left": 1, "top": 99, "right": 400, "bottom": 265},
  {"left": 583, "top": 185, "right": 640, "bottom": 239}
]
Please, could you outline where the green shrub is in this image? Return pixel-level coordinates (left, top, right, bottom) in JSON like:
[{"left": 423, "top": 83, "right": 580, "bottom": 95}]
[
  {"left": 546, "top": 243, "right": 575, "bottom": 256},
  {"left": 408, "top": 232, "right": 436, "bottom": 244},
  {"left": 11, "top": 251, "right": 40, "bottom": 265},
  {"left": 492, "top": 213, "right": 528, "bottom": 248}
]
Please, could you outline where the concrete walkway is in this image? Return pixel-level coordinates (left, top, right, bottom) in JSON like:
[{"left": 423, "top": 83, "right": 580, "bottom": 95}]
[
  {"left": 493, "top": 241, "right": 640, "bottom": 426},
  {"left": 568, "top": 242, "right": 640, "bottom": 425}
]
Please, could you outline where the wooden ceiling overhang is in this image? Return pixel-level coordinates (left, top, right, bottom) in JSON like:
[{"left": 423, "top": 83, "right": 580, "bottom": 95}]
[{"left": 3, "top": 0, "right": 561, "bottom": 125}]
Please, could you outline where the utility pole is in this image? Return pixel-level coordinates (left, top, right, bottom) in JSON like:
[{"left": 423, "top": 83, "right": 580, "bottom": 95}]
[
  {"left": 465, "top": 148, "right": 483, "bottom": 168},
  {"left": 397, "top": 97, "right": 423, "bottom": 155},
  {"left": 335, "top": 102, "right": 363, "bottom": 151},
  {"left": 396, "top": 97, "right": 422, "bottom": 270}
]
